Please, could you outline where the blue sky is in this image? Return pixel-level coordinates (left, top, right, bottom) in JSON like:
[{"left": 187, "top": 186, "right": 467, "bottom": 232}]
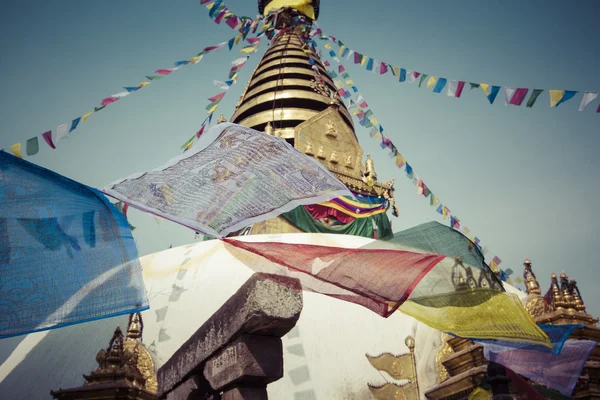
[{"left": 1, "top": 0, "right": 599, "bottom": 315}]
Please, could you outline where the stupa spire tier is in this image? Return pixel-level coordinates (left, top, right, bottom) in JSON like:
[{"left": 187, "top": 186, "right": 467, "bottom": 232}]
[{"left": 231, "top": 11, "right": 354, "bottom": 142}]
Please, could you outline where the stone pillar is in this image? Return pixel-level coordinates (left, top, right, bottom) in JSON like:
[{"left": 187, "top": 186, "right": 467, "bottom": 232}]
[{"left": 158, "top": 273, "right": 303, "bottom": 399}]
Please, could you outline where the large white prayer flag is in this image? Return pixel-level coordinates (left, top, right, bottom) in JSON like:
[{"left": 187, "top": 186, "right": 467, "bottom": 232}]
[{"left": 103, "top": 123, "right": 351, "bottom": 238}]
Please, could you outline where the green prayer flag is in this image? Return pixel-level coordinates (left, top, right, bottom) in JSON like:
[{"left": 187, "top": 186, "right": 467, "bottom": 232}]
[
  {"left": 526, "top": 89, "right": 544, "bottom": 108},
  {"left": 341, "top": 72, "right": 349, "bottom": 79},
  {"left": 205, "top": 100, "right": 220, "bottom": 111},
  {"left": 329, "top": 71, "right": 338, "bottom": 79},
  {"left": 469, "top": 83, "right": 480, "bottom": 89},
  {"left": 430, "top": 193, "right": 436, "bottom": 206},
  {"left": 26, "top": 137, "right": 39, "bottom": 156},
  {"left": 180, "top": 136, "right": 194, "bottom": 150},
  {"left": 418, "top": 74, "right": 428, "bottom": 87},
  {"left": 146, "top": 75, "right": 162, "bottom": 80}
]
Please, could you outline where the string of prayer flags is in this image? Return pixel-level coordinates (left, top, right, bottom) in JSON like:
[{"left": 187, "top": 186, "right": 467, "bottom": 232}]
[
  {"left": 202, "top": 0, "right": 259, "bottom": 33},
  {"left": 314, "top": 28, "right": 599, "bottom": 113},
  {"left": 2, "top": 32, "right": 253, "bottom": 157},
  {"left": 180, "top": 50, "right": 256, "bottom": 150},
  {"left": 315, "top": 37, "right": 504, "bottom": 271}
]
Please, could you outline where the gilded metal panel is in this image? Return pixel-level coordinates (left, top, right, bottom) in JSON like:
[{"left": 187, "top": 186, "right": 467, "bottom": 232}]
[
  {"left": 235, "top": 108, "right": 321, "bottom": 131},
  {"left": 232, "top": 89, "right": 331, "bottom": 121},
  {"left": 254, "top": 58, "right": 328, "bottom": 77}
]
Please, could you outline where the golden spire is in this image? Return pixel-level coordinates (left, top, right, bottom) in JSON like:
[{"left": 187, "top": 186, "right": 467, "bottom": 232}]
[
  {"left": 126, "top": 312, "right": 143, "bottom": 340},
  {"left": 523, "top": 258, "right": 541, "bottom": 296},
  {"left": 216, "top": 114, "right": 227, "bottom": 124},
  {"left": 559, "top": 271, "right": 575, "bottom": 309},
  {"left": 550, "top": 273, "right": 564, "bottom": 309},
  {"left": 361, "top": 155, "right": 377, "bottom": 186},
  {"left": 569, "top": 279, "right": 586, "bottom": 313},
  {"left": 230, "top": 15, "right": 354, "bottom": 142}
]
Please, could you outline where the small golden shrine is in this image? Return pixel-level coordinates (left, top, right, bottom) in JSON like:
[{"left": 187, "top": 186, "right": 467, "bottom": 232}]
[
  {"left": 51, "top": 313, "right": 158, "bottom": 400},
  {"left": 426, "top": 259, "right": 600, "bottom": 400}
]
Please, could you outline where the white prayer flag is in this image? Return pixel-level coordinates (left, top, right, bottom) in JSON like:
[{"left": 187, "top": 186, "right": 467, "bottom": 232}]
[
  {"left": 56, "top": 124, "right": 69, "bottom": 141},
  {"left": 407, "top": 71, "right": 418, "bottom": 83},
  {"left": 504, "top": 87, "right": 516, "bottom": 106},
  {"left": 214, "top": 80, "right": 230, "bottom": 90},
  {"left": 447, "top": 80, "right": 458, "bottom": 97},
  {"left": 578, "top": 91, "right": 598, "bottom": 111}
]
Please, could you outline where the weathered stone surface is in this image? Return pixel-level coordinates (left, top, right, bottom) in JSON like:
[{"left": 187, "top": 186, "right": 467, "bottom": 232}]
[
  {"left": 204, "top": 334, "right": 283, "bottom": 391},
  {"left": 165, "top": 375, "right": 219, "bottom": 400},
  {"left": 221, "top": 387, "right": 268, "bottom": 400},
  {"left": 158, "top": 273, "right": 302, "bottom": 398}
]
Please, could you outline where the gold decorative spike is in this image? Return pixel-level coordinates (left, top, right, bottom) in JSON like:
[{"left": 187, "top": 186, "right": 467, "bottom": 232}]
[
  {"left": 304, "top": 141, "right": 314, "bottom": 156},
  {"left": 550, "top": 273, "right": 564, "bottom": 309},
  {"left": 330, "top": 150, "right": 339, "bottom": 164},
  {"left": 523, "top": 259, "right": 541, "bottom": 296},
  {"left": 366, "top": 352, "right": 415, "bottom": 381},
  {"left": 569, "top": 279, "right": 586, "bottom": 313},
  {"left": 316, "top": 146, "right": 325, "bottom": 159},
  {"left": 361, "top": 155, "right": 378, "bottom": 186},
  {"left": 216, "top": 114, "right": 227, "bottom": 124},
  {"left": 368, "top": 382, "right": 419, "bottom": 400},
  {"left": 325, "top": 120, "right": 337, "bottom": 138},
  {"left": 126, "top": 312, "right": 142, "bottom": 340},
  {"left": 264, "top": 121, "right": 273, "bottom": 135},
  {"left": 560, "top": 271, "right": 575, "bottom": 309}
]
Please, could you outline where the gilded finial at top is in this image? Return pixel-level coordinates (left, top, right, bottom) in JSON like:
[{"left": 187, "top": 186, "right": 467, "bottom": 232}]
[
  {"left": 523, "top": 258, "right": 541, "bottom": 296},
  {"left": 217, "top": 114, "right": 227, "bottom": 124}
]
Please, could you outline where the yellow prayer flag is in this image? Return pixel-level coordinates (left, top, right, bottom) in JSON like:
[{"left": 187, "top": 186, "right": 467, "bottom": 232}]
[
  {"left": 395, "top": 153, "right": 405, "bottom": 164},
  {"left": 137, "top": 81, "right": 151, "bottom": 88},
  {"left": 480, "top": 83, "right": 490, "bottom": 95},
  {"left": 190, "top": 55, "right": 203, "bottom": 64},
  {"left": 370, "top": 117, "right": 379, "bottom": 125},
  {"left": 81, "top": 110, "right": 94, "bottom": 123},
  {"left": 324, "top": 43, "right": 332, "bottom": 50},
  {"left": 399, "top": 291, "right": 550, "bottom": 346},
  {"left": 345, "top": 79, "right": 354, "bottom": 85},
  {"left": 10, "top": 143, "right": 22, "bottom": 158},
  {"left": 361, "top": 55, "right": 367, "bottom": 65},
  {"left": 240, "top": 46, "right": 257, "bottom": 54},
  {"left": 426, "top": 76, "right": 438, "bottom": 89},
  {"left": 223, "top": 12, "right": 233, "bottom": 18},
  {"left": 549, "top": 90, "right": 565, "bottom": 107},
  {"left": 432, "top": 196, "right": 439, "bottom": 206},
  {"left": 184, "top": 139, "right": 194, "bottom": 151},
  {"left": 207, "top": 103, "right": 219, "bottom": 114},
  {"left": 393, "top": 66, "right": 400, "bottom": 77},
  {"left": 206, "top": 2, "right": 215, "bottom": 10}
]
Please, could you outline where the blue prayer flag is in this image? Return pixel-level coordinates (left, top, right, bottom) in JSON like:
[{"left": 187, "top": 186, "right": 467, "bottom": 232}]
[
  {"left": 433, "top": 78, "right": 447, "bottom": 93},
  {"left": 399, "top": 68, "right": 407, "bottom": 82},
  {"left": 0, "top": 152, "right": 148, "bottom": 338},
  {"left": 69, "top": 117, "right": 81, "bottom": 133}
]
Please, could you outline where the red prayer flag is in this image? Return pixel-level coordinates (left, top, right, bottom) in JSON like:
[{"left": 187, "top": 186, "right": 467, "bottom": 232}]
[
  {"left": 338, "top": 65, "right": 345, "bottom": 73},
  {"left": 208, "top": 92, "right": 226, "bottom": 102},
  {"left": 380, "top": 62, "right": 389, "bottom": 75},
  {"left": 509, "top": 88, "right": 529, "bottom": 106},
  {"left": 200, "top": 0, "right": 211, "bottom": 4},
  {"left": 101, "top": 97, "right": 119, "bottom": 107},
  {"left": 247, "top": 37, "right": 261, "bottom": 44},
  {"left": 41, "top": 131, "right": 56, "bottom": 149},
  {"left": 455, "top": 81, "right": 466, "bottom": 98},
  {"left": 354, "top": 52, "right": 362, "bottom": 64},
  {"left": 226, "top": 16, "right": 239, "bottom": 29},
  {"left": 223, "top": 239, "right": 445, "bottom": 317},
  {"left": 196, "top": 124, "right": 206, "bottom": 139}
]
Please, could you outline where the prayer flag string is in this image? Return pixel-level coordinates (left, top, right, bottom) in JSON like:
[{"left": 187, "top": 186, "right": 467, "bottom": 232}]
[
  {"left": 312, "top": 35, "right": 504, "bottom": 273},
  {"left": 179, "top": 22, "right": 268, "bottom": 151},
  {"left": 2, "top": 31, "right": 258, "bottom": 158},
  {"left": 315, "top": 32, "right": 599, "bottom": 113}
]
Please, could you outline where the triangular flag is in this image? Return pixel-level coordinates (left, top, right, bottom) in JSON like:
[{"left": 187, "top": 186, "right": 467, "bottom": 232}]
[
  {"left": 432, "top": 78, "right": 447, "bottom": 93},
  {"left": 25, "top": 136, "right": 40, "bottom": 156},
  {"left": 556, "top": 90, "right": 578, "bottom": 107},
  {"left": 214, "top": 80, "right": 231, "bottom": 90},
  {"left": 526, "top": 89, "right": 543, "bottom": 108},
  {"left": 42, "top": 131, "right": 56, "bottom": 149},
  {"left": 69, "top": 117, "right": 81, "bottom": 133},
  {"left": 426, "top": 76, "right": 438, "bottom": 89},
  {"left": 549, "top": 90, "right": 564, "bottom": 107},
  {"left": 81, "top": 110, "right": 94, "bottom": 123},
  {"left": 208, "top": 92, "right": 226, "bottom": 102},
  {"left": 207, "top": 103, "right": 219, "bottom": 114},
  {"left": 10, "top": 143, "right": 22, "bottom": 158},
  {"left": 504, "top": 87, "right": 516, "bottom": 105},
  {"left": 56, "top": 124, "right": 69, "bottom": 141},
  {"left": 469, "top": 83, "right": 480, "bottom": 89},
  {"left": 480, "top": 84, "right": 500, "bottom": 104},
  {"left": 509, "top": 88, "right": 529, "bottom": 106},
  {"left": 579, "top": 91, "right": 598, "bottom": 111}
]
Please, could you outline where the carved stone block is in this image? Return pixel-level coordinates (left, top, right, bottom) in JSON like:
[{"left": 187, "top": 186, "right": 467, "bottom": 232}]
[
  {"left": 204, "top": 334, "right": 283, "bottom": 391},
  {"left": 158, "top": 273, "right": 302, "bottom": 398}
]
